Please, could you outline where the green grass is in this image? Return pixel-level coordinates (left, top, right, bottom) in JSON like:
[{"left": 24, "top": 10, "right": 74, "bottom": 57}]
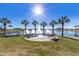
[{"left": 0, "top": 36, "right": 79, "bottom": 56}]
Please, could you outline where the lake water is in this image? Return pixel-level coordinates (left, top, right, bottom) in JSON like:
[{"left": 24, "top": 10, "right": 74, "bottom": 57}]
[
  {"left": 55, "top": 31, "right": 79, "bottom": 37},
  {"left": 0, "top": 32, "right": 24, "bottom": 36},
  {"left": 0, "top": 30, "right": 79, "bottom": 37}
]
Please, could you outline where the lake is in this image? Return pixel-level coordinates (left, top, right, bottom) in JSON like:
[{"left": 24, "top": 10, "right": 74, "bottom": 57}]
[
  {"left": 0, "top": 30, "right": 79, "bottom": 37},
  {"left": 55, "top": 30, "right": 79, "bottom": 37}
]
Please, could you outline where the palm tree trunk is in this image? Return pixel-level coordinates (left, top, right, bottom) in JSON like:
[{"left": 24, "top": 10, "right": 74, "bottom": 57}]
[
  {"left": 75, "top": 28, "right": 76, "bottom": 37},
  {"left": 35, "top": 29, "right": 36, "bottom": 35},
  {"left": 62, "top": 23, "right": 64, "bottom": 37},
  {"left": 43, "top": 26, "right": 45, "bottom": 35},
  {"left": 52, "top": 25, "right": 54, "bottom": 36},
  {"left": 4, "top": 23, "right": 6, "bottom": 37},
  {"left": 34, "top": 25, "right": 36, "bottom": 35},
  {"left": 25, "top": 24, "right": 27, "bottom": 36}
]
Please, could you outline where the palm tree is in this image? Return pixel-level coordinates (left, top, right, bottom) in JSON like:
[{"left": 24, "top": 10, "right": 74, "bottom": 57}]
[
  {"left": 32, "top": 20, "right": 38, "bottom": 35},
  {"left": 58, "top": 16, "right": 70, "bottom": 37},
  {"left": 21, "top": 19, "right": 29, "bottom": 35},
  {"left": 0, "top": 17, "right": 11, "bottom": 37},
  {"left": 49, "top": 20, "right": 57, "bottom": 36},
  {"left": 40, "top": 21, "right": 47, "bottom": 35}
]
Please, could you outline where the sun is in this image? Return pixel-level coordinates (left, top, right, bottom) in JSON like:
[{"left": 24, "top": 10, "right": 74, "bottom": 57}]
[{"left": 32, "top": 4, "right": 44, "bottom": 16}]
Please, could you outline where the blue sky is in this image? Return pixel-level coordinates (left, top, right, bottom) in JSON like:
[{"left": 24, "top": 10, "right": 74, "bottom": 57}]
[{"left": 0, "top": 3, "right": 79, "bottom": 29}]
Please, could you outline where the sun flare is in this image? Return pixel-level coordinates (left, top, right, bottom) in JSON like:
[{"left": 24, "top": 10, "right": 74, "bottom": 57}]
[{"left": 32, "top": 4, "right": 44, "bottom": 16}]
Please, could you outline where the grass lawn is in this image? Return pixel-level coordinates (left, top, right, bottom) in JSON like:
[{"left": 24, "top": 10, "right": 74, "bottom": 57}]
[{"left": 0, "top": 36, "right": 79, "bottom": 56}]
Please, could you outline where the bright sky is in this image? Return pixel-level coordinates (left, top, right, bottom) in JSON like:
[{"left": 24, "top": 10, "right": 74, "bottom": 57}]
[{"left": 0, "top": 3, "right": 79, "bottom": 29}]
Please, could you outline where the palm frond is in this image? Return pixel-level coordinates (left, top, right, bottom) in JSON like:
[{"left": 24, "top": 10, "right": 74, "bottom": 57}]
[
  {"left": 40, "top": 21, "right": 47, "bottom": 26},
  {"left": 21, "top": 19, "right": 29, "bottom": 25},
  {"left": 49, "top": 20, "right": 57, "bottom": 26},
  {"left": 32, "top": 20, "right": 38, "bottom": 25},
  {"left": 0, "top": 17, "right": 11, "bottom": 24}
]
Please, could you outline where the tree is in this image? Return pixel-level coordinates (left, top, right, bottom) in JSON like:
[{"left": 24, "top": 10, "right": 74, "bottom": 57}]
[
  {"left": 0, "top": 17, "right": 11, "bottom": 37},
  {"left": 21, "top": 19, "right": 29, "bottom": 35},
  {"left": 49, "top": 20, "right": 57, "bottom": 36},
  {"left": 58, "top": 16, "right": 70, "bottom": 37},
  {"left": 32, "top": 20, "right": 38, "bottom": 35},
  {"left": 40, "top": 21, "right": 47, "bottom": 35}
]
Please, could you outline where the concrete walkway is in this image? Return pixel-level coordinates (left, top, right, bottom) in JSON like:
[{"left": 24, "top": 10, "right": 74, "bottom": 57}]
[
  {"left": 25, "top": 35, "right": 51, "bottom": 41},
  {"left": 25, "top": 35, "right": 59, "bottom": 41},
  {"left": 64, "top": 35, "right": 79, "bottom": 40}
]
